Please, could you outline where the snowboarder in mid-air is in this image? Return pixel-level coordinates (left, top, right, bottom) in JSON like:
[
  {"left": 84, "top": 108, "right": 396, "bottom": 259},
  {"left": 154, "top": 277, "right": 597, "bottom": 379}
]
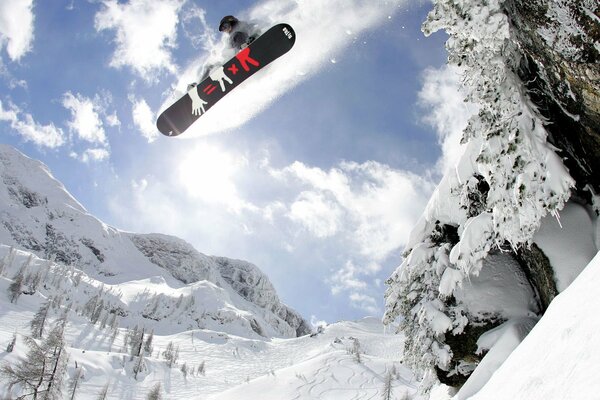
[
  {"left": 188, "top": 16, "right": 261, "bottom": 90},
  {"left": 157, "top": 21, "right": 295, "bottom": 136}
]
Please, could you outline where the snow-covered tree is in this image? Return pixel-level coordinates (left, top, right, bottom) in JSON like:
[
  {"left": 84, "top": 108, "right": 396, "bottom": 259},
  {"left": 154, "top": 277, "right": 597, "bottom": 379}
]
[
  {"left": 129, "top": 326, "right": 144, "bottom": 360},
  {"left": 133, "top": 350, "right": 146, "bottom": 380},
  {"left": 8, "top": 266, "right": 25, "bottom": 303},
  {"left": 30, "top": 300, "right": 51, "bottom": 339},
  {"left": 83, "top": 294, "right": 99, "bottom": 319},
  {"left": 90, "top": 299, "right": 104, "bottom": 324},
  {"left": 197, "top": 361, "right": 206, "bottom": 376},
  {"left": 144, "top": 329, "right": 154, "bottom": 355},
  {"left": 181, "top": 362, "right": 188, "bottom": 380},
  {"left": 0, "top": 246, "right": 15, "bottom": 276},
  {"left": 350, "top": 338, "right": 362, "bottom": 364},
  {"left": 163, "top": 341, "right": 179, "bottom": 368},
  {"left": 6, "top": 331, "right": 17, "bottom": 353},
  {"left": 384, "top": 0, "right": 575, "bottom": 388}
]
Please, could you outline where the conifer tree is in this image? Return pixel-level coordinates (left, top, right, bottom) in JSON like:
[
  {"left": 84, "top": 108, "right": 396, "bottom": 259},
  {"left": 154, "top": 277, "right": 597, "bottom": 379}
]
[
  {"left": 147, "top": 383, "right": 162, "bottom": 400},
  {"left": 30, "top": 300, "right": 51, "bottom": 339},
  {"left": 96, "top": 382, "right": 110, "bottom": 400},
  {"left": 197, "top": 361, "right": 206, "bottom": 376},
  {"left": 382, "top": 370, "right": 393, "bottom": 400},
  {"left": 162, "top": 341, "right": 179, "bottom": 368},
  {"left": 8, "top": 266, "right": 25, "bottom": 303},
  {"left": 351, "top": 338, "right": 362, "bottom": 364},
  {"left": 6, "top": 331, "right": 17, "bottom": 353},
  {"left": 181, "top": 362, "right": 188, "bottom": 380},
  {"left": 144, "top": 329, "right": 154, "bottom": 355},
  {"left": 0, "top": 246, "right": 15, "bottom": 275}
]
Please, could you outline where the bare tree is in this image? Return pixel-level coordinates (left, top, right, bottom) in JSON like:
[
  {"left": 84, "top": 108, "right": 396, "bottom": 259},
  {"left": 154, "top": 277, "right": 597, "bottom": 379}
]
[
  {"left": 69, "top": 366, "right": 83, "bottom": 400},
  {"left": 1, "top": 318, "right": 68, "bottom": 400}
]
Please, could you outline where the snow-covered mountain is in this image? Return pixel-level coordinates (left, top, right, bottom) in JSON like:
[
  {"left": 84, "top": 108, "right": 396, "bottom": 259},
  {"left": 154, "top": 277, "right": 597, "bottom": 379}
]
[{"left": 0, "top": 144, "right": 310, "bottom": 339}]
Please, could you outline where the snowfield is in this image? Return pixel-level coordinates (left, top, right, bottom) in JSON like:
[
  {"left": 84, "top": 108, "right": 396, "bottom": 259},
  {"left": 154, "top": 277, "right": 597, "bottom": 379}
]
[{"left": 0, "top": 247, "right": 416, "bottom": 399}]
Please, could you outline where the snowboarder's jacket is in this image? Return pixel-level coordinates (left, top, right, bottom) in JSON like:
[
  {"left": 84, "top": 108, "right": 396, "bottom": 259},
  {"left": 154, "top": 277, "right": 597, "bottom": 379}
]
[{"left": 228, "top": 20, "right": 261, "bottom": 50}]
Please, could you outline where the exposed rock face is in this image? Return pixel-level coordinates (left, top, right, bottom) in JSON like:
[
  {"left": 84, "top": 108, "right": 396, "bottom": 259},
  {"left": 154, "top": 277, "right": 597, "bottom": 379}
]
[
  {"left": 437, "top": 0, "right": 598, "bottom": 387},
  {"left": 385, "top": 0, "right": 598, "bottom": 391},
  {"left": 213, "top": 257, "right": 313, "bottom": 337},
  {"left": 131, "top": 234, "right": 220, "bottom": 284},
  {"left": 507, "top": 0, "right": 600, "bottom": 202}
]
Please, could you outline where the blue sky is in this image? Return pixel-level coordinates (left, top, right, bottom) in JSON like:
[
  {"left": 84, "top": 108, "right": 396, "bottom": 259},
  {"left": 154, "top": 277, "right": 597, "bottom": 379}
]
[{"left": 0, "top": 0, "right": 464, "bottom": 324}]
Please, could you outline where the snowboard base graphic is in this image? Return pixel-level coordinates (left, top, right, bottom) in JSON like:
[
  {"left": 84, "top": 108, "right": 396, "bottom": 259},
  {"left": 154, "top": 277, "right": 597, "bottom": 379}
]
[{"left": 157, "top": 23, "right": 296, "bottom": 137}]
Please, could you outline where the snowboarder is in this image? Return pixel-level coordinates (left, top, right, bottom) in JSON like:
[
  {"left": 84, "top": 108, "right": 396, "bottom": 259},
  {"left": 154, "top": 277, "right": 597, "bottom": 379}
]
[
  {"left": 218, "top": 15, "right": 260, "bottom": 51},
  {"left": 188, "top": 16, "right": 261, "bottom": 90}
]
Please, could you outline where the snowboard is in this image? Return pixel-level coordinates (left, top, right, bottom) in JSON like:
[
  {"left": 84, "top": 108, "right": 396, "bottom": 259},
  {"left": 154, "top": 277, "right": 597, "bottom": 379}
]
[{"left": 157, "top": 23, "right": 296, "bottom": 137}]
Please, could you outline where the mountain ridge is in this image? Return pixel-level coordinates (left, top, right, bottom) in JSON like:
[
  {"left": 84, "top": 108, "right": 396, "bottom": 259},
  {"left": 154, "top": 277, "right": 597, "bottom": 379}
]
[{"left": 0, "top": 143, "right": 310, "bottom": 339}]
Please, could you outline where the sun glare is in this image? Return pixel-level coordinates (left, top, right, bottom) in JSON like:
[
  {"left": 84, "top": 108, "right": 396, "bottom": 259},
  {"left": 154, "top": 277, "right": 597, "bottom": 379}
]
[{"left": 176, "top": 144, "right": 246, "bottom": 210}]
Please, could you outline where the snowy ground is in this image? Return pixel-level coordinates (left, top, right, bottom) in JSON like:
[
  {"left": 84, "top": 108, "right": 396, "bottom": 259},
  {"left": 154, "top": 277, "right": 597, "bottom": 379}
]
[{"left": 0, "top": 247, "right": 417, "bottom": 400}]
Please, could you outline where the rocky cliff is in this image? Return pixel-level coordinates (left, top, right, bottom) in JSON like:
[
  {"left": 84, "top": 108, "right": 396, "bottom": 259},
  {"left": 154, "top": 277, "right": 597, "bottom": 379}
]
[{"left": 384, "top": 0, "right": 599, "bottom": 391}]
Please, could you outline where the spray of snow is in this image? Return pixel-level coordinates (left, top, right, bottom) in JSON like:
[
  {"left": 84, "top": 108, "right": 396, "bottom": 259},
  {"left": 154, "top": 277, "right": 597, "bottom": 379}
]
[{"left": 159, "top": 0, "right": 406, "bottom": 138}]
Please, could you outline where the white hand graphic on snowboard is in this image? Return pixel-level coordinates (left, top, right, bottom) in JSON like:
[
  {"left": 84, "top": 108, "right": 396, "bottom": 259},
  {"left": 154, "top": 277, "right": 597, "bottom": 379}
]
[{"left": 187, "top": 86, "right": 207, "bottom": 116}]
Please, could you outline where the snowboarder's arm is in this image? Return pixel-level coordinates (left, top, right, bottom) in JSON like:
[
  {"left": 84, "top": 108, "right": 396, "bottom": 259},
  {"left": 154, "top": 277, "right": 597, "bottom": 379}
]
[{"left": 232, "top": 31, "right": 249, "bottom": 49}]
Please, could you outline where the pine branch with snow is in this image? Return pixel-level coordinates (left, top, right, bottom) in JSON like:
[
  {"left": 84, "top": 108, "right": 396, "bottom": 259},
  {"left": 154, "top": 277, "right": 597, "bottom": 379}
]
[{"left": 384, "top": 0, "right": 575, "bottom": 389}]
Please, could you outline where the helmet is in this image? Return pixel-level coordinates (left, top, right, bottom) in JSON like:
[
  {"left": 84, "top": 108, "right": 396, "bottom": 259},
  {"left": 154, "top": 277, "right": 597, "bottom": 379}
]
[{"left": 219, "top": 15, "right": 239, "bottom": 32}]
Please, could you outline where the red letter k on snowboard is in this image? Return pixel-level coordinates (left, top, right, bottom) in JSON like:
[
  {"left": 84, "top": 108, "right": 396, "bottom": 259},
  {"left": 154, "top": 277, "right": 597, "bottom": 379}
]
[{"left": 235, "top": 47, "right": 260, "bottom": 71}]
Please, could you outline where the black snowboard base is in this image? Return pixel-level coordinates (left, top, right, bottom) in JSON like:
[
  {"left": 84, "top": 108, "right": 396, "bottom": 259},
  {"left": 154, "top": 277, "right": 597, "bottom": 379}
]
[{"left": 157, "top": 23, "right": 296, "bottom": 137}]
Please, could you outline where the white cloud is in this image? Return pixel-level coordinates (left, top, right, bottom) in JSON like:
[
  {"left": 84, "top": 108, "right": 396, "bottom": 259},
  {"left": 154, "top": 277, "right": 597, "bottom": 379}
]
[
  {"left": 105, "top": 111, "right": 121, "bottom": 128},
  {"left": 418, "top": 65, "right": 478, "bottom": 173},
  {"left": 288, "top": 192, "right": 343, "bottom": 238},
  {"left": 329, "top": 260, "right": 382, "bottom": 314},
  {"left": 71, "top": 148, "right": 111, "bottom": 163},
  {"left": 131, "top": 97, "right": 158, "bottom": 142},
  {"left": 163, "top": 0, "right": 406, "bottom": 137},
  {"left": 0, "top": 0, "right": 34, "bottom": 61},
  {"left": 0, "top": 100, "right": 65, "bottom": 148},
  {"left": 95, "top": 0, "right": 184, "bottom": 81},
  {"left": 330, "top": 261, "right": 369, "bottom": 295},
  {"left": 274, "top": 160, "right": 433, "bottom": 260},
  {"left": 63, "top": 92, "right": 108, "bottom": 145},
  {"left": 348, "top": 292, "right": 379, "bottom": 315}
]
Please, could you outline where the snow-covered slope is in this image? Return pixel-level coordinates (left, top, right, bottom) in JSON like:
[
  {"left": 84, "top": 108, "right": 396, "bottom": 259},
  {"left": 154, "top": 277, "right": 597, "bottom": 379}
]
[
  {"left": 467, "top": 252, "right": 600, "bottom": 400},
  {"left": 0, "top": 144, "right": 309, "bottom": 339},
  {"left": 429, "top": 252, "right": 600, "bottom": 400},
  {"left": 0, "top": 245, "right": 415, "bottom": 399}
]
